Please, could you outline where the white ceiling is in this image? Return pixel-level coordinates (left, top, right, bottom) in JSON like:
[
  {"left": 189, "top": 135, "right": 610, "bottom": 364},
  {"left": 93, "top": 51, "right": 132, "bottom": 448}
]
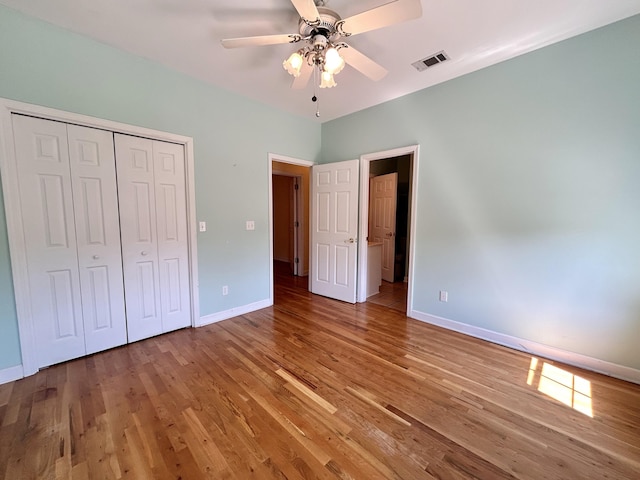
[{"left": 2, "top": 0, "right": 640, "bottom": 122}]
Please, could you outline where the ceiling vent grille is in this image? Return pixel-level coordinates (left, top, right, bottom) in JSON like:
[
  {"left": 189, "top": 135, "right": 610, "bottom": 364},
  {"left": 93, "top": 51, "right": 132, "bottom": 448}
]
[{"left": 412, "top": 51, "right": 449, "bottom": 72}]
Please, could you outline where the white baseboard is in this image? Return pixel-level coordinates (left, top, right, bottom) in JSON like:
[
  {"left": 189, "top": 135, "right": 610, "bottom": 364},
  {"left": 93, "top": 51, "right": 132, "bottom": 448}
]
[
  {"left": 0, "top": 364, "right": 24, "bottom": 385},
  {"left": 410, "top": 309, "right": 640, "bottom": 385},
  {"left": 198, "top": 299, "right": 272, "bottom": 327}
]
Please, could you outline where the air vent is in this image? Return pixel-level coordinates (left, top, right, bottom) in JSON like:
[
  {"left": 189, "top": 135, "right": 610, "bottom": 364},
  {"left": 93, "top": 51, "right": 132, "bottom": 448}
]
[{"left": 412, "top": 51, "right": 449, "bottom": 72}]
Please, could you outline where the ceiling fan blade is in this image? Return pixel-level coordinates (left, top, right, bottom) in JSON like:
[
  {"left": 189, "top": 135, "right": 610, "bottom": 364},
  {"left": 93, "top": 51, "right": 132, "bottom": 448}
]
[
  {"left": 338, "top": 0, "right": 422, "bottom": 36},
  {"left": 292, "top": 62, "right": 313, "bottom": 90},
  {"left": 221, "top": 34, "right": 299, "bottom": 49},
  {"left": 340, "top": 46, "right": 388, "bottom": 81},
  {"left": 290, "top": 0, "right": 320, "bottom": 22}
]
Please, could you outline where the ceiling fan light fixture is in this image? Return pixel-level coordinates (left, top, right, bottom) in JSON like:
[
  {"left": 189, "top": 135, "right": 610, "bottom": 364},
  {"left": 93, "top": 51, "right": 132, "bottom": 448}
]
[
  {"left": 319, "top": 71, "right": 337, "bottom": 89},
  {"left": 324, "top": 47, "right": 345, "bottom": 75},
  {"left": 222, "top": 0, "right": 423, "bottom": 113},
  {"left": 283, "top": 51, "right": 304, "bottom": 77}
]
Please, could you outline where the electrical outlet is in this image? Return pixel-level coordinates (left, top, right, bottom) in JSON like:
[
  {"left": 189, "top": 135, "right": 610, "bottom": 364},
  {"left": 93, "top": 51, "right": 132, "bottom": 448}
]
[
  {"left": 199, "top": 221, "right": 206, "bottom": 232},
  {"left": 246, "top": 220, "right": 255, "bottom": 231},
  {"left": 222, "top": 285, "right": 228, "bottom": 296},
  {"left": 439, "top": 290, "right": 448, "bottom": 302}
]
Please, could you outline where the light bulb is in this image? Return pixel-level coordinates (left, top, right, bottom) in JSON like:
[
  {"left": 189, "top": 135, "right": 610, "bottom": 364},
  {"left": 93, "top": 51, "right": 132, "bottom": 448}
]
[
  {"left": 283, "top": 51, "right": 303, "bottom": 77},
  {"left": 320, "top": 71, "right": 337, "bottom": 89},
  {"left": 324, "top": 47, "right": 345, "bottom": 75}
]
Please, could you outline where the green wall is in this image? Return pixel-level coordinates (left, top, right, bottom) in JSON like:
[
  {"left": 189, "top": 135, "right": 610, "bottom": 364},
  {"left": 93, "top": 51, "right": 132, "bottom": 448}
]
[
  {"left": 322, "top": 15, "right": 640, "bottom": 369},
  {"left": 0, "top": 6, "right": 321, "bottom": 370},
  {"left": 2, "top": 4, "right": 639, "bottom": 375}
]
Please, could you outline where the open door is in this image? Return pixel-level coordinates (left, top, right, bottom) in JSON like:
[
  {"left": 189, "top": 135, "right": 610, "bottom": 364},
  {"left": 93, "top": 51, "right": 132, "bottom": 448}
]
[
  {"left": 369, "top": 172, "right": 397, "bottom": 282},
  {"left": 310, "top": 160, "right": 359, "bottom": 303}
]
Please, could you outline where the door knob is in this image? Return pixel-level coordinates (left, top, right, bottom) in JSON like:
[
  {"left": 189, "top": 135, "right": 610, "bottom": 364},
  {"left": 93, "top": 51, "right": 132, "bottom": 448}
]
[
  {"left": 344, "top": 238, "right": 357, "bottom": 244},
  {"left": 92, "top": 255, "right": 100, "bottom": 260},
  {"left": 386, "top": 232, "right": 394, "bottom": 237},
  {"left": 141, "top": 251, "right": 148, "bottom": 256}
]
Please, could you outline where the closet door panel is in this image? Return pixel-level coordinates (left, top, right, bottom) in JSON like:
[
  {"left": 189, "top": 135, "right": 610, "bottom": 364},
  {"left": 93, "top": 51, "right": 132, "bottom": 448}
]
[
  {"left": 115, "top": 134, "right": 162, "bottom": 342},
  {"left": 153, "top": 141, "right": 191, "bottom": 332},
  {"left": 68, "top": 125, "right": 127, "bottom": 354},
  {"left": 12, "top": 115, "right": 86, "bottom": 367}
]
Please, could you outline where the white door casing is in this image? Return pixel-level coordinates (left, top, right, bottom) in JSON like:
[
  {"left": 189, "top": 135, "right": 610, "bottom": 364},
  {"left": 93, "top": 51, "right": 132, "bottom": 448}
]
[
  {"left": 68, "top": 124, "right": 128, "bottom": 354},
  {"left": 310, "top": 160, "right": 359, "bottom": 303},
  {"left": 357, "top": 145, "right": 418, "bottom": 307},
  {"left": 267, "top": 153, "right": 315, "bottom": 305},
  {"left": 13, "top": 115, "right": 87, "bottom": 367},
  {"left": 153, "top": 140, "right": 191, "bottom": 333},
  {"left": 369, "top": 172, "right": 397, "bottom": 282}
]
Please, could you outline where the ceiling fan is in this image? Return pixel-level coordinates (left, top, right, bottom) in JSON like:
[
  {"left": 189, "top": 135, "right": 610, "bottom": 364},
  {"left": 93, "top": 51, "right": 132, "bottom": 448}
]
[{"left": 221, "top": 0, "right": 422, "bottom": 92}]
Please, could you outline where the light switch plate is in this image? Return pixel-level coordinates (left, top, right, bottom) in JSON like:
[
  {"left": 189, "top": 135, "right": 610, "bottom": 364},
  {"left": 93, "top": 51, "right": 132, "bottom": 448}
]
[
  {"left": 199, "top": 221, "right": 206, "bottom": 232},
  {"left": 246, "top": 220, "right": 255, "bottom": 231}
]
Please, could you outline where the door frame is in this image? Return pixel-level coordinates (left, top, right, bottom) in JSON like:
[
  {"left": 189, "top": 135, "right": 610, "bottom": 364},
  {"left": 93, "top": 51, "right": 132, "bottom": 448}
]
[
  {"left": 357, "top": 145, "right": 420, "bottom": 313},
  {"left": 0, "top": 97, "right": 200, "bottom": 377},
  {"left": 268, "top": 153, "right": 314, "bottom": 304}
]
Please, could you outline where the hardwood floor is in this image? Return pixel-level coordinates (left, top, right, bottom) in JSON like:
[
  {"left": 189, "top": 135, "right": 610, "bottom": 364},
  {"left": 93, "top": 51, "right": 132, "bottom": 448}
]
[{"left": 1, "top": 272, "right": 639, "bottom": 479}]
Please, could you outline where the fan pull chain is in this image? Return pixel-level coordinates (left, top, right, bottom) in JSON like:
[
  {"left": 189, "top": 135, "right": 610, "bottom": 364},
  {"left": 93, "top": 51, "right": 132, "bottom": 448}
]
[{"left": 312, "top": 66, "right": 320, "bottom": 117}]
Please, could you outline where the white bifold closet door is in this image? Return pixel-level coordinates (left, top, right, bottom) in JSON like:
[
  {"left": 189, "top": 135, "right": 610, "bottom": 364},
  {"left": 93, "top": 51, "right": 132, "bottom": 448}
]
[
  {"left": 13, "top": 115, "right": 127, "bottom": 368},
  {"left": 115, "top": 134, "right": 191, "bottom": 342}
]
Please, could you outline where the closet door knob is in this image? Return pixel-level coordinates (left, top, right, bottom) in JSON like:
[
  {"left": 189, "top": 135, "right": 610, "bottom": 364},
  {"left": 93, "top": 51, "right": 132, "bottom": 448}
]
[
  {"left": 141, "top": 251, "right": 148, "bottom": 256},
  {"left": 92, "top": 255, "right": 100, "bottom": 260}
]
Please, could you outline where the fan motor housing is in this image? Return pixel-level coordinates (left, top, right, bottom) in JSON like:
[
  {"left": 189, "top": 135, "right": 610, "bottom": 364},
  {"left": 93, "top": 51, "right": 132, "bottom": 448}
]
[{"left": 299, "top": 7, "right": 342, "bottom": 42}]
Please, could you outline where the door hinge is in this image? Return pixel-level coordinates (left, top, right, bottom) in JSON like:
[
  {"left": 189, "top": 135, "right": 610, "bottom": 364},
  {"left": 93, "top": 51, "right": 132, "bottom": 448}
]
[
  {"left": 294, "top": 221, "right": 299, "bottom": 227},
  {"left": 294, "top": 257, "right": 299, "bottom": 264},
  {"left": 294, "top": 183, "right": 299, "bottom": 190}
]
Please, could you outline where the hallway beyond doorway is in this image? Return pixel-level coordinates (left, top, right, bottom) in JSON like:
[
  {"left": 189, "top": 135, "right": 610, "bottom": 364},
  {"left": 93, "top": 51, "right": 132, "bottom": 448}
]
[{"left": 366, "top": 280, "right": 407, "bottom": 313}]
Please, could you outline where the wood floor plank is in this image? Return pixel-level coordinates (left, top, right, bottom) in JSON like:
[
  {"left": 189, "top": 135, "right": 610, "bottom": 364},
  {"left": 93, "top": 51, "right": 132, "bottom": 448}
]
[{"left": 2, "top": 264, "right": 640, "bottom": 479}]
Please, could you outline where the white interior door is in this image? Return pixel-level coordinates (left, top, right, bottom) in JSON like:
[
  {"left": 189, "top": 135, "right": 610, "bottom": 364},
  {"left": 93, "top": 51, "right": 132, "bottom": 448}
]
[
  {"left": 369, "top": 173, "right": 397, "bottom": 282},
  {"left": 310, "top": 160, "right": 359, "bottom": 303},
  {"left": 67, "top": 124, "right": 127, "bottom": 354},
  {"left": 13, "top": 115, "right": 86, "bottom": 367},
  {"left": 153, "top": 140, "right": 191, "bottom": 333},
  {"left": 115, "top": 134, "right": 163, "bottom": 342}
]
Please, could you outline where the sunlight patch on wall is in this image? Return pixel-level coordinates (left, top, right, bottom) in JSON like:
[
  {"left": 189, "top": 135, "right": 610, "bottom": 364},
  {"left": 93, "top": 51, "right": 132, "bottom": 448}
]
[{"left": 527, "top": 357, "right": 593, "bottom": 417}]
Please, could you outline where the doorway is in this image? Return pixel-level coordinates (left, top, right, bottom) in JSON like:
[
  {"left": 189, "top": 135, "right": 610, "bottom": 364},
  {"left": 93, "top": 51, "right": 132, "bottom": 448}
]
[
  {"left": 268, "top": 154, "right": 313, "bottom": 304},
  {"left": 369, "top": 155, "right": 412, "bottom": 283},
  {"left": 357, "top": 145, "right": 419, "bottom": 314}
]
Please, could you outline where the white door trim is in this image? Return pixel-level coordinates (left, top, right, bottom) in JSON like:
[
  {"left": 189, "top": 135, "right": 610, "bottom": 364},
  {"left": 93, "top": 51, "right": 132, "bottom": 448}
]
[
  {"left": 0, "top": 97, "right": 200, "bottom": 376},
  {"left": 357, "top": 145, "right": 420, "bottom": 314},
  {"left": 268, "top": 153, "right": 315, "bottom": 304}
]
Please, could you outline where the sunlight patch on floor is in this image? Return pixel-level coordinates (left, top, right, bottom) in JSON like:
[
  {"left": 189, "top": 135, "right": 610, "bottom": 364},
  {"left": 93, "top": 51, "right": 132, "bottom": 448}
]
[{"left": 527, "top": 357, "right": 593, "bottom": 417}]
